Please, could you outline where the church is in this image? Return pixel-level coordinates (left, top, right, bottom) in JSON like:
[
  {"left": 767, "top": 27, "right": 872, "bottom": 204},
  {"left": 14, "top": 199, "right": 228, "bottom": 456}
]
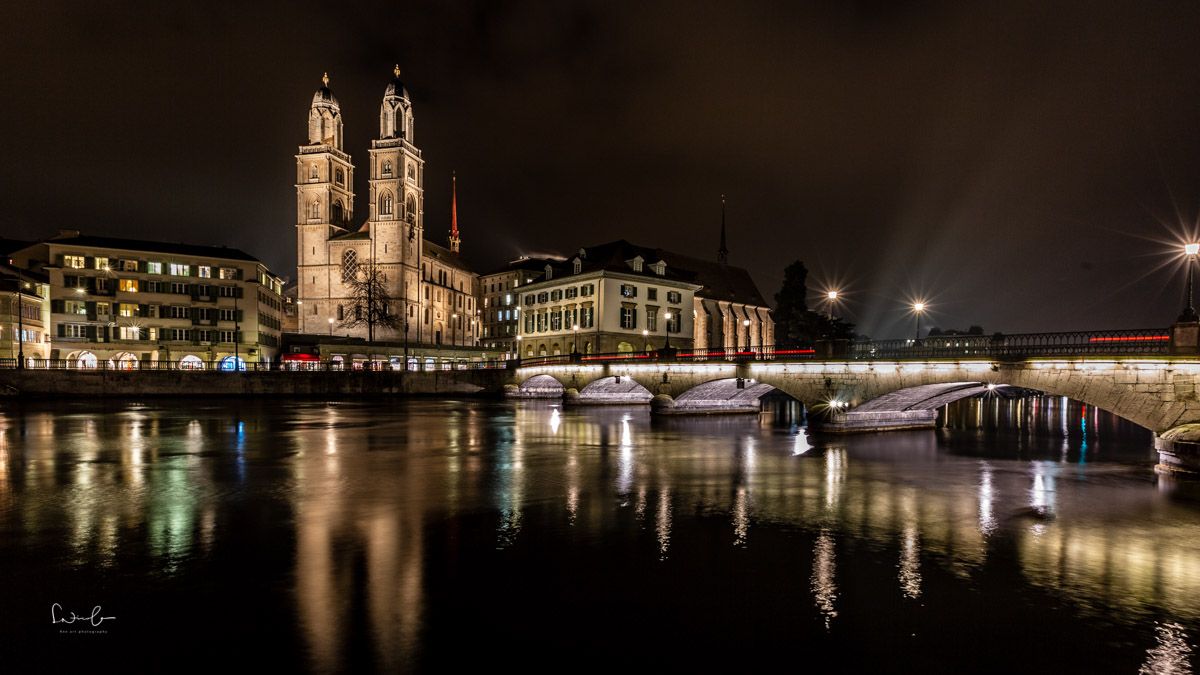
[{"left": 294, "top": 67, "right": 478, "bottom": 348}]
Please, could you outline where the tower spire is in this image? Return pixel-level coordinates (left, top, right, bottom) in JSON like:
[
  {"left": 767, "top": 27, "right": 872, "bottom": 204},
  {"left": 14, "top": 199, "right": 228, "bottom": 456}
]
[
  {"left": 449, "top": 171, "right": 461, "bottom": 253},
  {"left": 717, "top": 194, "right": 729, "bottom": 264}
]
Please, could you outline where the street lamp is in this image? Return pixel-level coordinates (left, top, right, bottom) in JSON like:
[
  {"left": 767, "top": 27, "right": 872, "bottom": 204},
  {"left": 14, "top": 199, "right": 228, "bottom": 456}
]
[
  {"left": 572, "top": 323, "right": 580, "bottom": 354},
  {"left": 825, "top": 289, "right": 841, "bottom": 321},
  {"left": 1182, "top": 243, "right": 1200, "bottom": 321},
  {"left": 642, "top": 329, "right": 649, "bottom": 352},
  {"left": 452, "top": 312, "right": 458, "bottom": 346},
  {"left": 328, "top": 317, "right": 334, "bottom": 336},
  {"left": 911, "top": 302, "right": 926, "bottom": 342},
  {"left": 743, "top": 318, "right": 751, "bottom": 350},
  {"left": 664, "top": 312, "right": 673, "bottom": 349}
]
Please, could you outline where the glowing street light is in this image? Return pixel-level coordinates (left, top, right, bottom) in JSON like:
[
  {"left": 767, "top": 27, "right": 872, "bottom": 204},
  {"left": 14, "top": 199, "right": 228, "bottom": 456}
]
[
  {"left": 327, "top": 316, "right": 334, "bottom": 336},
  {"left": 1182, "top": 243, "right": 1200, "bottom": 322},
  {"left": 642, "top": 328, "right": 649, "bottom": 351},
  {"left": 911, "top": 301, "right": 927, "bottom": 342},
  {"left": 572, "top": 323, "right": 580, "bottom": 354},
  {"left": 664, "top": 312, "right": 673, "bottom": 349}
]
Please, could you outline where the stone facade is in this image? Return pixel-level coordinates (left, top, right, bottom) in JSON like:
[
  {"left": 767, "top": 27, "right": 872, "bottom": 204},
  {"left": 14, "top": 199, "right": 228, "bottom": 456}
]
[
  {"left": 11, "top": 233, "right": 285, "bottom": 368},
  {"left": 294, "top": 69, "right": 480, "bottom": 348}
]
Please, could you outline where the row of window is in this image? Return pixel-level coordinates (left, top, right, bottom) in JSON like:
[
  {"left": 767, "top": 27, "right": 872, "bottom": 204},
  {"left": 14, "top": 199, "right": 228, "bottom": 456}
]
[
  {"left": 618, "top": 307, "right": 682, "bottom": 332},
  {"left": 524, "top": 308, "right": 594, "bottom": 333},
  {"left": 619, "top": 285, "right": 682, "bottom": 303},
  {"left": 524, "top": 285, "right": 595, "bottom": 306},
  {"left": 61, "top": 255, "right": 241, "bottom": 279},
  {"left": 53, "top": 299, "right": 243, "bottom": 321},
  {"left": 59, "top": 324, "right": 240, "bottom": 343},
  {"left": 63, "top": 276, "right": 245, "bottom": 298}
]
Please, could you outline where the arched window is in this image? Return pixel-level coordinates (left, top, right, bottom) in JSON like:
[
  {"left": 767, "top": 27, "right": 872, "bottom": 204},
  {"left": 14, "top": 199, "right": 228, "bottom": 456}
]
[
  {"left": 405, "top": 196, "right": 416, "bottom": 224},
  {"left": 382, "top": 160, "right": 393, "bottom": 177},
  {"left": 331, "top": 200, "right": 344, "bottom": 225},
  {"left": 380, "top": 192, "right": 394, "bottom": 217},
  {"left": 309, "top": 200, "right": 320, "bottom": 220},
  {"left": 335, "top": 168, "right": 344, "bottom": 185},
  {"left": 341, "top": 249, "right": 358, "bottom": 282}
]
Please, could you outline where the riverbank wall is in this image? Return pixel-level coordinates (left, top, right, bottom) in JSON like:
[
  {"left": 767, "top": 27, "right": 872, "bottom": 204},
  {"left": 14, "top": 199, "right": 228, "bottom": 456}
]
[{"left": 0, "top": 369, "right": 511, "bottom": 398}]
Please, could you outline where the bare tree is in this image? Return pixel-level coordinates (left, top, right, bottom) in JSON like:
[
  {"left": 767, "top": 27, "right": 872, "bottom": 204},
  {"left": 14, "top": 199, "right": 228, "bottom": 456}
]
[{"left": 339, "top": 257, "right": 402, "bottom": 342}]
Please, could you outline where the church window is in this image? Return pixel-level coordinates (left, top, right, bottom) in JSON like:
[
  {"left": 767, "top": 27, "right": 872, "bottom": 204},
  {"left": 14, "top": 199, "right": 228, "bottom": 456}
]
[
  {"left": 309, "top": 200, "right": 321, "bottom": 220},
  {"left": 309, "top": 165, "right": 318, "bottom": 181},
  {"left": 405, "top": 196, "right": 416, "bottom": 223},
  {"left": 337, "top": 304, "right": 344, "bottom": 321},
  {"left": 341, "top": 249, "right": 358, "bottom": 282},
  {"left": 332, "top": 200, "right": 344, "bottom": 224},
  {"left": 407, "top": 163, "right": 416, "bottom": 180},
  {"left": 380, "top": 192, "right": 394, "bottom": 217},
  {"left": 335, "top": 168, "right": 344, "bottom": 185},
  {"left": 382, "top": 161, "right": 393, "bottom": 177}
]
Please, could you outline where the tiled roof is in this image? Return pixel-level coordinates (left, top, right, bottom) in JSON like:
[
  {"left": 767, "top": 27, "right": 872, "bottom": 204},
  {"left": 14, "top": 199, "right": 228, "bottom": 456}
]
[{"left": 44, "top": 235, "right": 260, "bottom": 262}]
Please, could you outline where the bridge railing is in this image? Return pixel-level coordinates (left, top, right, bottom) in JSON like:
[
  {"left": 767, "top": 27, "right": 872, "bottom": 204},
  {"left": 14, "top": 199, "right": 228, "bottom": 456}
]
[
  {"left": 850, "top": 328, "right": 1171, "bottom": 359},
  {"left": 0, "top": 358, "right": 514, "bottom": 372}
]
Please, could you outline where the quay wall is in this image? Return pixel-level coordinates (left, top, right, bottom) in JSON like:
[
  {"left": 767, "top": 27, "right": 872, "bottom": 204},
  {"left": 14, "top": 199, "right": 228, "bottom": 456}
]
[{"left": 0, "top": 369, "right": 511, "bottom": 398}]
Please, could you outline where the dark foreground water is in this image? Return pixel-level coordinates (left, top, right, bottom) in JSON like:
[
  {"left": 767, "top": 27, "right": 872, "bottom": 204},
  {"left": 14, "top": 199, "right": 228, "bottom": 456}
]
[{"left": 1, "top": 396, "right": 1197, "bottom": 673}]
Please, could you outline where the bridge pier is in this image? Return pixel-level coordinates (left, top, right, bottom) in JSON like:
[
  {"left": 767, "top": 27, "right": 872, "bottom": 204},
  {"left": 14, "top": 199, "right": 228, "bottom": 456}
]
[
  {"left": 818, "top": 409, "right": 938, "bottom": 433},
  {"left": 1155, "top": 425, "right": 1200, "bottom": 476}
]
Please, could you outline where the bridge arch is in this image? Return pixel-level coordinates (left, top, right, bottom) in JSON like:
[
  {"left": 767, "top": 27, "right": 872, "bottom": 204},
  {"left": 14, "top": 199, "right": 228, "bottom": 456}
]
[
  {"left": 656, "top": 377, "right": 782, "bottom": 414},
  {"left": 511, "top": 374, "right": 565, "bottom": 399},
  {"left": 571, "top": 376, "right": 654, "bottom": 405}
]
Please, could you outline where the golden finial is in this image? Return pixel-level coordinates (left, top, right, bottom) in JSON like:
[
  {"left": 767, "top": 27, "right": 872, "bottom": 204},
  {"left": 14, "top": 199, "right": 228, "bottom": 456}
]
[
  {"left": 393, "top": 64, "right": 401, "bottom": 78},
  {"left": 322, "top": 72, "right": 329, "bottom": 87}
]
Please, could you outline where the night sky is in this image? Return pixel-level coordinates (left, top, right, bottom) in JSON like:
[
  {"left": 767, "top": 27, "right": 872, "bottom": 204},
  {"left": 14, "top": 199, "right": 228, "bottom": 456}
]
[{"left": 5, "top": 1, "right": 1200, "bottom": 338}]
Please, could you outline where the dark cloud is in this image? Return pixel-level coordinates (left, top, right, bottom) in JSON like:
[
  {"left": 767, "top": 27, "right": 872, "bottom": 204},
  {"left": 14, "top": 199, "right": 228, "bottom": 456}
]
[{"left": 4, "top": 0, "right": 1200, "bottom": 337}]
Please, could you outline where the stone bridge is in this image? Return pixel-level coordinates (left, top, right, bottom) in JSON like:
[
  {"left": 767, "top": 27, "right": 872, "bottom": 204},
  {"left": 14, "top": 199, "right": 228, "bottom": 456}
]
[{"left": 509, "top": 355, "right": 1200, "bottom": 473}]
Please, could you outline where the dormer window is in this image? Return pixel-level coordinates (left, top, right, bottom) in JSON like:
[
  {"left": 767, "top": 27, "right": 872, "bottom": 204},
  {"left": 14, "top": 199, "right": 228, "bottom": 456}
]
[
  {"left": 573, "top": 257, "right": 582, "bottom": 274},
  {"left": 628, "top": 255, "right": 644, "bottom": 273},
  {"left": 651, "top": 261, "right": 666, "bottom": 276},
  {"left": 544, "top": 264, "right": 553, "bottom": 281}
]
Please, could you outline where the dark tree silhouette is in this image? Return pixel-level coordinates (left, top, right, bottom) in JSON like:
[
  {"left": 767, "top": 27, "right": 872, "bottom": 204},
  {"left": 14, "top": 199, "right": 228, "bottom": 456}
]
[
  {"left": 773, "top": 260, "right": 856, "bottom": 346},
  {"left": 339, "top": 257, "right": 402, "bottom": 342}
]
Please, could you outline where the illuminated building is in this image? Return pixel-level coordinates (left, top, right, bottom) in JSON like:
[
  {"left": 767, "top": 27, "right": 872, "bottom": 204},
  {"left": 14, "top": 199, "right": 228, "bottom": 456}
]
[
  {"left": 294, "top": 68, "right": 479, "bottom": 348},
  {"left": 10, "top": 232, "right": 285, "bottom": 368}
]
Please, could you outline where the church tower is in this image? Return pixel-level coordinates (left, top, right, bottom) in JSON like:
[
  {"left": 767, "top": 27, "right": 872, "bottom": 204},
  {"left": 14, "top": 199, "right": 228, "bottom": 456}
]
[
  {"left": 296, "top": 73, "right": 355, "bottom": 333},
  {"left": 367, "top": 65, "right": 425, "bottom": 340}
]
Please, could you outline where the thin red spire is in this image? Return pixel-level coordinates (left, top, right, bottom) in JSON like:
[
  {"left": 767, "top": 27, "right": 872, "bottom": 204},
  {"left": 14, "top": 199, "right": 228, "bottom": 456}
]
[{"left": 449, "top": 171, "right": 461, "bottom": 253}]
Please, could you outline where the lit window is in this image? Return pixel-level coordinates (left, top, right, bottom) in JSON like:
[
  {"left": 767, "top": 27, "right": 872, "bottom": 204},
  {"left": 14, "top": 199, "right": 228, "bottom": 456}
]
[
  {"left": 94, "top": 257, "right": 109, "bottom": 270},
  {"left": 620, "top": 284, "right": 637, "bottom": 298},
  {"left": 199, "top": 266, "right": 212, "bottom": 278},
  {"left": 219, "top": 267, "right": 237, "bottom": 280},
  {"left": 667, "top": 291, "right": 682, "bottom": 304},
  {"left": 118, "top": 278, "right": 139, "bottom": 292},
  {"left": 63, "top": 255, "right": 85, "bottom": 269},
  {"left": 147, "top": 262, "right": 162, "bottom": 274},
  {"left": 169, "top": 263, "right": 190, "bottom": 276}
]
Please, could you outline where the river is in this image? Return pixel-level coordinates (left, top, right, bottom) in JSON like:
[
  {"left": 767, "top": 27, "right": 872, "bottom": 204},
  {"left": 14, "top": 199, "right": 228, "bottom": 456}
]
[{"left": 0, "top": 395, "right": 1196, "bottom": 673}]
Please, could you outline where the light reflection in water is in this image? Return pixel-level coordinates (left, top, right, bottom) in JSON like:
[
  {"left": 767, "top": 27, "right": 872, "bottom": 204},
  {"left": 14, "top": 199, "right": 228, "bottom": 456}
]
[
  {"left": 0, "top": 398, "right": 1194, "bottom": 671},
  {"left": 812, "top": 529, "right": 838, "bottom": 629},
  {"left": 656, "top": 488, "right": 672, "bottom": 559},
  {"left": 899, "top": 525, "right": 922, "bottom": 599},
  {"left": 1139, "top": 622, "right": 1194, "bottom": 675}
]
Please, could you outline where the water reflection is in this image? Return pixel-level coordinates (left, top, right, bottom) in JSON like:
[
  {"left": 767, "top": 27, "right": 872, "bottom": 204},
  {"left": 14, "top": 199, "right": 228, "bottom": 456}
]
[{"left": 0, "top": 397, "right": 1194, "bottom": 672}]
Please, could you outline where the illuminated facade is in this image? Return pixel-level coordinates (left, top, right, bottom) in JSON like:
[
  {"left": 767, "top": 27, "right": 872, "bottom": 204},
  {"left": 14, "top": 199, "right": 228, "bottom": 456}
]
[
  {"left": 11, "top": 233, "right": 285, "bottom": 368},
  {"left": 294, "top": 68, "right": 479, "bottom": 347},
  {"left": 514, "top": 240, "right": 773, "bottom": 357}
]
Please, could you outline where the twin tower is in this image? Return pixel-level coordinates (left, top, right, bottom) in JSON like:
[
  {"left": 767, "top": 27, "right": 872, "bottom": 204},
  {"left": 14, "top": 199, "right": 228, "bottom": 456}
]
[{"left": 294, "top": 67, "right": 471, "bottom": 342}]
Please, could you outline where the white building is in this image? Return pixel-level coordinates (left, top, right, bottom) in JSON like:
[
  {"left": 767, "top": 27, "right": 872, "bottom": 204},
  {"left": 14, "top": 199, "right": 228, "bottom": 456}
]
[{"left": 516, "top": 239, "right": 773, "bottom": 357}]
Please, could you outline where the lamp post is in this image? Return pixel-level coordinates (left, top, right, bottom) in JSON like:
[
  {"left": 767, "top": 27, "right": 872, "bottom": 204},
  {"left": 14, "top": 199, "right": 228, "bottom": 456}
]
[
  {"left": 1182, "top": 243, "right": 1200, "bottom": 321},
  {"left": 14, "top": 272, "right": 27, "bottom": 369},
  {"left": 642, "top": 329, "right": 649, "bottom": 352},
  {"left": 825, "top": 289, "right": 840, "bottom": 320},
  {"left": 452, "top": 312, "right": 458, "bottom": 347},
  {"left": 912, "top": 302, "right": 926, "bottom": 342},
  {"left": 742, "top": 318, "right": 751, "bottom": 351},
  {"left": 328, "top": 317, "right": 334, "bottom": 336},
  {"left": 572, "top": 323, "right": 579, "bottom": 354},
  {"left": 664, "top": 312, "right": 673, "bottom": 349}
]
